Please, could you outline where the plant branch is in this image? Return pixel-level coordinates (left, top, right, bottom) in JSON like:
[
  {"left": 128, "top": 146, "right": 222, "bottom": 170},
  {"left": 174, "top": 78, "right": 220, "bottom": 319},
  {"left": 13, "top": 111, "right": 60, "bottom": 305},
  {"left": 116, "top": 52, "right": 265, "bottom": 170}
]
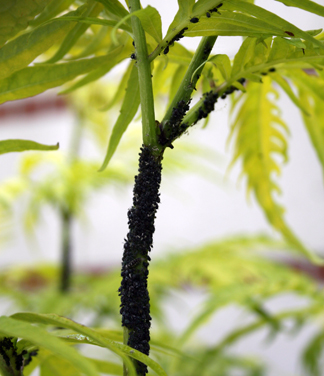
[
  {"left": 158, "top": 36, "right": 217, "bottom": 147},
  {"left": 129, "top": 0, "right": 157, "bottom": 148}
]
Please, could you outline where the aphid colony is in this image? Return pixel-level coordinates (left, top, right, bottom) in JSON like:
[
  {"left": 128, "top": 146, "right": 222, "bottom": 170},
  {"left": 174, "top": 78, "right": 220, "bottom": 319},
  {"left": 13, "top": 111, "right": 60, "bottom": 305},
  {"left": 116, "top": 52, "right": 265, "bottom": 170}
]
[
  {"left": 190, "top": 3, "right": 223, "bottom": 23},
  {"left": 119, "top": 146, "right": 162, "bottom": 375},
  {"left": 0, "top": 337, "right": 38, "bottom": 371},
  {"left": 163, "top": 27, "right": 188, "bottom": 55}
]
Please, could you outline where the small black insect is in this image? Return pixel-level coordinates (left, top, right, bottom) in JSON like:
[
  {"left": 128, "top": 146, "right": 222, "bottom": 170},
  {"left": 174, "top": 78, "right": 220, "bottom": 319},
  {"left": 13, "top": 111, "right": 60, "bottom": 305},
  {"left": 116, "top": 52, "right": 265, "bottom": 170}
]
[
  {"left": 261, "top": 72, "right": 267, "bottom": 76},
  {"left": 268, "top": 67, "right": 276, "bottom": 72},
  {"left": 163, "top": 45, "right": 169, "bottom": 55},
  {"left": 221, "top": 94, "right": 227, "bottom": 99},
  {"left": 132, "top": 40, "right": 135, "bottom": 47},
  {"left": 190, "top": 17, "right": 199, "bottom": 23},
  {"left": 206, "top": 12, "right": 211, "bottom": 18},
  {"left": 125, "top": 258, "right": 142, "bottom": 270},
  {"left": 285, "top": 31, "right": 294, "bottom": 36},
  {"left": 130, "top": 53, "right": 136, "bottom": 60}
]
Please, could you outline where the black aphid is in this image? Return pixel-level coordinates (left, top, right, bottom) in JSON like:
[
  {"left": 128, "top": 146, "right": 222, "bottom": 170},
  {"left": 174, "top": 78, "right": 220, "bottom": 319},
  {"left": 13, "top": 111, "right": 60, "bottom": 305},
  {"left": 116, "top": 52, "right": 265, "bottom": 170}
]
[
  {"left": 190, "top": 17, "right": 199, "bottom": 23},
  {"left": 261, "top": 72, "right": 267, "bottom": 76},
  {"left": 130, "top": 53, "right": 136, "bottom": 60},
  {"left": 268, "top": 68, "right": 276, "bottom": 72},
  {"left": 285, "top": 31, "right": 294, "bottom": 36},
  {"left": 163, "top": 46, "right": 169, "bottom": 55},
  {"left": 132, "top": 40, "right": 135, "bottom": 47},
  {"left": 206, "top": 12, "right": 211, "bottom": 18}
]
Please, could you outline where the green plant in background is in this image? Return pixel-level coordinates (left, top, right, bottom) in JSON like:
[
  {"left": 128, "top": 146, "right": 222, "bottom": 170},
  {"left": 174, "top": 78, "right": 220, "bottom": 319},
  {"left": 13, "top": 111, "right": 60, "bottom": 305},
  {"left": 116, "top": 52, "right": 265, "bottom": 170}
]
[{"left": 0, "top": 0, "right": 324, "bottom": 375}]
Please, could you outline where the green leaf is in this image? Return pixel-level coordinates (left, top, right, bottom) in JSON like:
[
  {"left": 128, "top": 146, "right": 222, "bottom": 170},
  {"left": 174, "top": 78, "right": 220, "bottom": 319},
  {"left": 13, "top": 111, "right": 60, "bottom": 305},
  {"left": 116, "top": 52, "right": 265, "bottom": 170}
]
[
  {"left": 231, "top": 37, "right": 257, "bottom": 77},
  {"left": 96, "top": 0, "right": 129, "bottom": 19},
  {"left": 0, "top": 0, "right": 51, "bottom": 46},
  {"left": 30, "top": 0, "right": 75, "bottom": 27},
  {"left": 101, "top": 61, "right": 133, "bottom": 111},
  {"left": 11, "top": 312, "right": 168, "bottom": 376},
  {"left": 302, "top": 331, "right": 324, "bottom": 376},
  {"left": 112, "top": 6, "right": 162, "bottom": 44},
  {"left": 229, "top": 77, "right": 324, "bottom": 264},
  {"left": 43, "top": 2, "right": 104, "bottom": 64},
  {"left": 185, "top": 10, "right": 287, "bottom": 38},
  {"left": 223, "top": 0, "right": 324, "bottom": 49},
  {"left": 209, "top": 54, "right": 232, "bottom": 80},
  {"left": 87, "top": 358, "right": 123, "bottom": 375},
  {"left": 0, "top": 140, "right": 59, "bottom": 155},
  {"left": 275, "top": 0, "right": 324, "bottom": 17},
  {"left": 0, "top": 54, "right": 117, "bottom": 105},
  {"left": 192, "top": 0, "right": 223, "bottom": 16},
  {"left": 99, "top": 64, "right": 140, "bottom": 170},
  {"left": 167, "top": 0, "right": 195, "bottom": 34},
  {"left": 59, "top": 45, "right": 129, "bottom": 94},
  {"left": 0, "top": 316, "right": 99, "bottom": 376},
  {"left": 0, "top": 7, "right": 85, "bottom": 81}
]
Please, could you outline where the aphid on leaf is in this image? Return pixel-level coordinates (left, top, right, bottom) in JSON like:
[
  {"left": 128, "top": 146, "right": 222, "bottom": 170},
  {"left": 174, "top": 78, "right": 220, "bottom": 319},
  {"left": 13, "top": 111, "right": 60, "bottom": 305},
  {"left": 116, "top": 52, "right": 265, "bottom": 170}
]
[
  {"left": 130, "top": 53, "right": 136, "bottom": 60},
  {"left": 190, "top": 17, "right": 199, "bottom": 23},
  {"left": 163, "top": 45, "right": 169, "bottom": 55},
  {"left": 285, "top": 31, "right": 294, "bottom": 36},
  {"left": 206, "top": 12, "right": 211, "bottom": 18},
  {"left": 268, "top": 68, "right": 276, "bottom": 72},
  {"left": 132, "top": 40, "right": 135, "bottom": 47}
]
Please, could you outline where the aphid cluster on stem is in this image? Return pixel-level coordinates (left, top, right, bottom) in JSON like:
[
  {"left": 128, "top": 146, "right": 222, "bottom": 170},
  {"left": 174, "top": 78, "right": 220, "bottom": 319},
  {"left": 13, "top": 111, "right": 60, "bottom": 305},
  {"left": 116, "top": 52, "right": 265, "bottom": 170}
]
[
  {"left": 159, "top": 99, "right": 191, "bottom": 147},
  {"left": 119, "top": 146, "right": 162, "bottom": 375},
  {"left": 0, "top": 337, "right": 38, "bottom": 371},
  {"left": 220, "top": 78, "right": 246, "bottom": 99},
  {"left": 196, "top": 90, "right": 219, "bottom": 122},
  {"left": 163, "top": 27, "right": 188, "bottom": 55}
]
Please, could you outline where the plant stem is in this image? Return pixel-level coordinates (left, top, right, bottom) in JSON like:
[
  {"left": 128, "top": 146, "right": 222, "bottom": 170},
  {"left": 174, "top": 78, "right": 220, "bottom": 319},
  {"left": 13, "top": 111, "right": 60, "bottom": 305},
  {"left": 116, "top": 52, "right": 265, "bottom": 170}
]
[
  {"left": 159, "top": 36, "right": 217, "bottom": 146},
  {"left": 161, "top": 36, "right": 217, "bottom": 128},
  {"left": 60, "top": 208, "right": 72, "bottom": 293},
  {"left": 129, "top": 0, "right": 157, "bottom": 149}
]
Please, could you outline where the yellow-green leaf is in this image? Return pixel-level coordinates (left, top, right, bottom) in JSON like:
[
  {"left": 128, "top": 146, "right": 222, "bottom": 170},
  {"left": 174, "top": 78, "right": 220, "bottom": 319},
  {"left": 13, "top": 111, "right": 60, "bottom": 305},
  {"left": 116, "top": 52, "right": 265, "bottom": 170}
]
[
  {"left": 0, "top": 54, "right": 116, "bottom": 105},
  {"left": 99, "top": 64, "right": 140, "bottom": 170},
  {"left": 275, "top": 0, "right": 324, "bottom": 17},
  {"left": 0, "top": 7, "right": 85, "bottom": 81},
  {"left": 229, "top": 77, "right": 324, "bottom": 264},
  {"left": 0, "top": 140, "right": 59, "bottom": 155}
]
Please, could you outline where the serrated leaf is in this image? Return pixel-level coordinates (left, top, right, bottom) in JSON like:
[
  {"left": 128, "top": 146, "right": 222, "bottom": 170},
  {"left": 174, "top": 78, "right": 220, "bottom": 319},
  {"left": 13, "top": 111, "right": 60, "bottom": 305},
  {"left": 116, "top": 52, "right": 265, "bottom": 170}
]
[
  {"left": 0, "top": 0, "right": 51, "bottom": 46},
  {"left": 229, "top": 77, "right": 324, "bottom": 264},
  {"left": 0, "top": 7, "right": 85, "bottom": 81},
  {"left": 43, "top": 2, "right": 104, "bottom": 64},
  {"left": 275, "top": 0, "right": 324, "bottom": 17},
  {"left": 12, "top": 312, "right": 168, "bottom": 376},
  {"left": 223, "top": 0, "right": 324, "bottom": 50},
  {"left": 270, "top": 72, "right": 310, "bottom": 114},
  {"left": 0, "top": 140, "right": 59, "bottom": 155},
  {"left": 289, "top": 70, "right": 324, "bottom": 179},
  {"left": 0, "top": 316, "right": 99, "bottom": 376},
  {"left": 0, "top": 54, "right": 116, "bottom": 105},
  {"left": 99, "top": 64, "right": 140, "bottom": 170}
]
